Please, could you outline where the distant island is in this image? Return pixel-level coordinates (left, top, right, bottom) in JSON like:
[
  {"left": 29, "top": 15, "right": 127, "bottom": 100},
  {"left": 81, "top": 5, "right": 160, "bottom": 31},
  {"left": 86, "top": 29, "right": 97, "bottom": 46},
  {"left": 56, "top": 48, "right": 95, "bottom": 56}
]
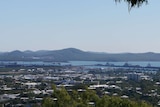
[{"left": 0, "top": 48, "right": 160, "bottom": 62}]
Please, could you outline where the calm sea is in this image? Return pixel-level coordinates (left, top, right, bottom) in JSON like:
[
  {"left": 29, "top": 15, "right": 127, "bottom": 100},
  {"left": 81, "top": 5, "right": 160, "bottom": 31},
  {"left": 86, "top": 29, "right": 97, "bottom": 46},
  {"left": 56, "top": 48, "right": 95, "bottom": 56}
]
[
  {"left": 68, "top": 61, "right": 160, "bottom": 67},
  {"left": 0, "top": 61, "right": 160, "bottom": 67}
]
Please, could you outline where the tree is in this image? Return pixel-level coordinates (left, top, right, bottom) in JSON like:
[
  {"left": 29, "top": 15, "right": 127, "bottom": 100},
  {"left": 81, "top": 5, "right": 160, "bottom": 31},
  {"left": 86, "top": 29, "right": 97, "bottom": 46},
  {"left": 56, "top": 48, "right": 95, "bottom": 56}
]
[
  {"left": 42, "top": 97, "right": 54, "bottom": 107},
  {"left": 97, "top": 95, "right": 110, "bottom": 107},
  {"left": 42, "top": 84, "right": 153, "bottom": 107},
  {"left": 115, "top": 0, "right": 148, "bottom": 10},
  {"left": 53, "top": 86, "right": 72, "bottom": 107},
  {"left": 81, "top": 88, "right": 100, "bottom": 106}
]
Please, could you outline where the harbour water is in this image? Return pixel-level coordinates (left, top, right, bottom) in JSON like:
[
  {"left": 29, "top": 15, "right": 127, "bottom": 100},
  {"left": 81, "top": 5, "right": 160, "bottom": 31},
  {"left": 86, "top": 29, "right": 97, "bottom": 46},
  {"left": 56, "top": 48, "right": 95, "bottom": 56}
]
[{"left": 0, "top": 61, "right": 160, "bottom": 67}]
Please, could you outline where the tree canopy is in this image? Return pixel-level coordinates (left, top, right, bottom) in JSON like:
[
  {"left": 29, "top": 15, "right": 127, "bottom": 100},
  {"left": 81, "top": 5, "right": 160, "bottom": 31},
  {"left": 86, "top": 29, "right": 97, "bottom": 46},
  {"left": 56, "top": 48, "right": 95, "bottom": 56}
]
[
  {"left": 115, "top": 0, "right": 148, "bottom": 10},
  {"left": 42, "top": 84, "right": 152, "bottom": 107}
]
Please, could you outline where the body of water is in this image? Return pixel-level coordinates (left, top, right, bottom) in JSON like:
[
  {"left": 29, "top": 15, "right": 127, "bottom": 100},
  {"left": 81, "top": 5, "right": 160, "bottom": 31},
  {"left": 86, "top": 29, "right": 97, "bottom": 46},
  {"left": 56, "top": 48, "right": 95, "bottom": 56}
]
[
  {"left": 0, "top": 61, "right": 160, "bottom": 67},
  {"left": 68, "top": 61, "right": 160, "bottom": 67}
]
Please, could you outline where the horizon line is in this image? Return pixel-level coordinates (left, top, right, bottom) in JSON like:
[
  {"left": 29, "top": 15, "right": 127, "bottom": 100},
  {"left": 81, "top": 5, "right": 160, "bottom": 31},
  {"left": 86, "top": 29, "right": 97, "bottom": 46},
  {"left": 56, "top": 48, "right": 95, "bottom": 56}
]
[{"left": 0, "top": 47, "right": 159, "bottom": 54}]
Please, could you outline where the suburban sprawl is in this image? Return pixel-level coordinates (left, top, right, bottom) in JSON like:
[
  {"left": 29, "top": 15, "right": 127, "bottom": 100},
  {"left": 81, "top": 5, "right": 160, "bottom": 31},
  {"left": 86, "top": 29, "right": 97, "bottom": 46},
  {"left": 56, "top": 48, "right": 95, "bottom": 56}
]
[{"left": 0, "top": 61, "right": 160, "bottom": 107}]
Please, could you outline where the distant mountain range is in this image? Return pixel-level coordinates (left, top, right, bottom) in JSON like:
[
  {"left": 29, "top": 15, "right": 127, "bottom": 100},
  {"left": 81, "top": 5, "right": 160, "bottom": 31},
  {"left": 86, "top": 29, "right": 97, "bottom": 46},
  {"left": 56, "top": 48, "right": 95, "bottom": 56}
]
[{"left": 0, "top": 48, "right": 160, "bottom": 61}]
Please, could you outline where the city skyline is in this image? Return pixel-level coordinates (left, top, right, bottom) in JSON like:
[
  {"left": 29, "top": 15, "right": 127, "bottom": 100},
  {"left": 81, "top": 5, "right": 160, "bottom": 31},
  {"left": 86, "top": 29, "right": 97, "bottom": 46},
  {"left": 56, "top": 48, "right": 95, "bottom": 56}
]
[{"left": 0, "top": 0, "right": 160, "bottom": 53}]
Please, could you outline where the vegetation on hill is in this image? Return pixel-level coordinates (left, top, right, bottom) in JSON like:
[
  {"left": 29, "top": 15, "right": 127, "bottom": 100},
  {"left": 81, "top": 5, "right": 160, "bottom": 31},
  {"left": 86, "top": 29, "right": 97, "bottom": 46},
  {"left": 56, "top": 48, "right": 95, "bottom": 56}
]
[{"left": 0, "top": 48, "right": 160, "bottom": 62}]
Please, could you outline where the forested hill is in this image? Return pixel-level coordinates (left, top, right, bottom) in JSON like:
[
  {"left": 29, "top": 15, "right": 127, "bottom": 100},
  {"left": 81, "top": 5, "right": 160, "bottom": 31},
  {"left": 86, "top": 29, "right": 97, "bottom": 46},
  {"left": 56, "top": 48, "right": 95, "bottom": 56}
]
[{"left": 0, "top": 48, "right": 160, "bottom": 61}]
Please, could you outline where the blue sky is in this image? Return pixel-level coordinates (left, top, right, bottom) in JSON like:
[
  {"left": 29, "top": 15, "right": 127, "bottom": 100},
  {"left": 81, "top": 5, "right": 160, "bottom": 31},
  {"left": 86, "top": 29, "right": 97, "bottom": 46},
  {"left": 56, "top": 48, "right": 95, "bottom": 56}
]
[{"left": 0, "top": 0, "right": 160, "bottom": 53}]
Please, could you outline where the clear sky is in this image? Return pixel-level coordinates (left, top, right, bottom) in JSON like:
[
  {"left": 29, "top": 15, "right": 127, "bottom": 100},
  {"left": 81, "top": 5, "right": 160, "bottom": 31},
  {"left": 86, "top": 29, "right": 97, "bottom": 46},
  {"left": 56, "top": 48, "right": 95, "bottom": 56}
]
[{"left": 0, "top": 0, "right": 160, "bottom": 53}]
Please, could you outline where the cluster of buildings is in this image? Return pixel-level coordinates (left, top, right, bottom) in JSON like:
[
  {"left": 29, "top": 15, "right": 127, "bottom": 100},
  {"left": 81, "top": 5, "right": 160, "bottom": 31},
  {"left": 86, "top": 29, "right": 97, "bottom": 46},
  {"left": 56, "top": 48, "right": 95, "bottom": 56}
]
[
  {"left": 127, "top": 72, "right": 152, "bottom": 81},
  {"left": 0, "top": 65, "right": 159, "bottom": 106}
]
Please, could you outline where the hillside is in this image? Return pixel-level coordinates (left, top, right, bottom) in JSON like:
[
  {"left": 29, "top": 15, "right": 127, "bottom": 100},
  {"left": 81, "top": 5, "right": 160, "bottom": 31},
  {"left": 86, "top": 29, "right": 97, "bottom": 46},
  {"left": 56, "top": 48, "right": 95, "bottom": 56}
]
[{"left": 0, "top": 48, "right": 160, "bottom": 61}]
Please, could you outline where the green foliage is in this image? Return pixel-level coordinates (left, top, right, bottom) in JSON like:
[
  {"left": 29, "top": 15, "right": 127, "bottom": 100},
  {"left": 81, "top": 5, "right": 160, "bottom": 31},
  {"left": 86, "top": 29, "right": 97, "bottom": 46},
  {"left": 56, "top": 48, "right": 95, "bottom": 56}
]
[
  {"left": 42, "top": 97, "right": 54, "bottom": 107},
  {"left": 57, "top": 88, "right": 72, "bottom": 107},
  {"left": 42, "top": 85, "right": 152, "bottom": 107},
  {"left": 97, "top": 95, "right": 109, "bottom": 107}
]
